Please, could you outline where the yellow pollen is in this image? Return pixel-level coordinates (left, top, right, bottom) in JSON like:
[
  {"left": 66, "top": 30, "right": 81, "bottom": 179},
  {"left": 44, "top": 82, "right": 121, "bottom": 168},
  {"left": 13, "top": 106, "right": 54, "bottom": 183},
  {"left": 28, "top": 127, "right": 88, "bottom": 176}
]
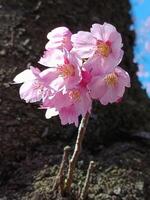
[
  {"left": 97, "top": 42, "right": 111, "bottom": 57},
  {"left": 69, "top": 90, "right": 80, "bottom": 102},
  {"left": 57, "top": 64, "right": 75, "bottom": 78},
  {"left": 105, "top": 72, "right": 118, "bottom": 86}
]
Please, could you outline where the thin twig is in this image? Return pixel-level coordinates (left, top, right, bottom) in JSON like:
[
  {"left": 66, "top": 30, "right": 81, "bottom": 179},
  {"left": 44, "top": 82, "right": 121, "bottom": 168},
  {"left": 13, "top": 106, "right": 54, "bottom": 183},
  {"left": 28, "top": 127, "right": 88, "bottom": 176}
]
[
  {"left": 80, "top": 161, "right": 95, "bottom": 200},
  {"left": 52, "top": 145, "right": 71, "bottom": 195},
  {"left": 65, "top": 112, "right": 90, "bottom": 193}
]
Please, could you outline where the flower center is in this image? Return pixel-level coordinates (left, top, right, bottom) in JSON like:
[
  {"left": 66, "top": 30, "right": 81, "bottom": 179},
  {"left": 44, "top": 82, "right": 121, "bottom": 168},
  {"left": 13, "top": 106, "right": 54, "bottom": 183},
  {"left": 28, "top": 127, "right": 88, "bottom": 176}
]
[
  {"left": 69, "top": 89, "right": 80, "bottom": 102},
  {"left": 105, "top": 72, "right": 118, "bottom": 86},
  {"left": 57, "top": 64, "right": 75, "bottom": 78},
  {"left": 97, "top": 41, "right": 111, "bottom": 57}
]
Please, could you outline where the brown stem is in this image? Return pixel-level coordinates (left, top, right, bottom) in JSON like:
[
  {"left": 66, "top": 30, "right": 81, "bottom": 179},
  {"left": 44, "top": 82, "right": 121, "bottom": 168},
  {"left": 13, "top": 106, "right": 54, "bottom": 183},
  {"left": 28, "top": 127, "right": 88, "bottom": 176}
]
[
  {"left": 80, "top": 161, "right": 95, "bottom": 200},
  {"left": 65, "top": 112, "right": 90, "bottom": 193},
  {"left": 52, "top": 145, "right": 71, "bottom": 195}
]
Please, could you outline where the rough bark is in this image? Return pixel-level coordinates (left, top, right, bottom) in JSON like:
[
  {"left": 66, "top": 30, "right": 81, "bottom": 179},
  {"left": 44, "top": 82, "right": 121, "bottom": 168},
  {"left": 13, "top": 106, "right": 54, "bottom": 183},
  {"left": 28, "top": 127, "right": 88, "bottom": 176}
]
[{"left": 0, "top": 0, "right": 150, "bottom": 199}]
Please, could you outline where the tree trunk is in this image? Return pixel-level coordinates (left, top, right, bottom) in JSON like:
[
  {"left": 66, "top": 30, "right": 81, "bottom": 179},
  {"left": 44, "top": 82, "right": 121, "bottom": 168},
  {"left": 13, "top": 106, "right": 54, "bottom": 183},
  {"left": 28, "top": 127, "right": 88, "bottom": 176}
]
[{"left": 0, "top": 0, "right": 150, "bottom": 199}]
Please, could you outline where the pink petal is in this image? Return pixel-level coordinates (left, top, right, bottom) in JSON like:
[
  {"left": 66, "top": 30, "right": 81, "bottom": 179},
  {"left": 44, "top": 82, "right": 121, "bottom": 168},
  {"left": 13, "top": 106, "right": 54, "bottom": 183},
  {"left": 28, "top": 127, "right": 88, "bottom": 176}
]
[
  {"left": 90, "top": 23, "right": 104, "bottom": 40},
  {"left": 88, "top": 76, "right": 107, "bottom": 99},
  {"left": 30, "top": 66, "right": 41, "bottom": 77},
  {"left": 115, "top": 67, "right": 131, "bottom": 88},
  {"left": 50, "top": 76, "right": 65, "bottom": 91},
  {"left": 71, "top": 31, "right": 96, "bottom": 58},
  {"left": 40, "top": 68, "right": 58, "bottom": 86},
  {"left": 83, "top": 56, "right": 102, "bottom": 76},
  {"left": 47, "top": 27, "right": 72, "bottom": 40},
  {"left": 43, "top": 92, "right": 71, "bottom": 110},
  {"left": 100, "top": 52, "right": 123, "bottom": 73},
  {"left": 115, "top": 83, "right": 125, "bottom": 98},
  {"left": 14, "top": 69, "right": 36, "bottom": 83},
  {"left": 46, "top": 27, "right": 72, "bottom": 51},
  {"left": 103, "top": 22, "right": 117, "bottom": 41},
  {"left": 45, "top": 108, "right": 59, "bottom": 119},
  {"left": 90, "top": 23, "right": 117, "bottom": 41},
  {"left": 45, "top": 40, "right": 63, "bottom": 49},
  {"left": 19, "top": 81, "right": 42, "bottom": 103},
  {"left": 38, "top": 49, "right": 64, "bottom": 67},
  {"left": 75, "top": 89, "right": 92, "bottom": 116},
  {"left": 83, "top": 55, "right": 115, "bottom": 75},
  {"left": 111, "top": 44, "right": 124, "bottom": 65},
  {"left": 100, "top": 87, "right": 119, "bottom": 105},
  {"left": 59, "top": 105, "right": 79, "bottom": 126},
  {"left": 67, "top": 50, "right": 82, "bottom": 67},
  {"left": 45, "top": 36, "right": 72, "bottom": 51},
  {"left": 110, "top": 31, "right": 123, "bottom": 49}
]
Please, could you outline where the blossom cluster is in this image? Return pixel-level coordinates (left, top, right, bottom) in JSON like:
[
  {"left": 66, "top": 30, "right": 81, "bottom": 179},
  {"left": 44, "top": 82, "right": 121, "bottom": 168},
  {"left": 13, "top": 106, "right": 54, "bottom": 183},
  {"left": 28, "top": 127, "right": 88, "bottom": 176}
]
[{"left": 14, "top": 23, "right": 130, "bottom": 126}]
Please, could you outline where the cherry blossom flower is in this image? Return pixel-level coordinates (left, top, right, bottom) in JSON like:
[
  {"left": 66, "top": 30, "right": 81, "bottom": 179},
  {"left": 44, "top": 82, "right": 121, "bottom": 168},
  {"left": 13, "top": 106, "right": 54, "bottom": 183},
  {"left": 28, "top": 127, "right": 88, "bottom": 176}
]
[
  {"left": 44, "top": 85, "right": 92, "bottom": 126},
  {"left": 39, "top": 50, "right": 82, "bottom": 92},
  {"left": 13, "top": 67, "right": 53, "bottom": 103},
  {"left": 45, "top": 26, "right": 72, "bottom": 51},
  {"left": 42, "top": 69, "right": 92, "bottom": 126},
  {"left": 88, "top": 66, "right": 130, "bottom": 105},
  {"left": 13, "top": 23, "right": 131, "bottom": 126},
  {"left": 71, "top": 23, "right": 123, "bottom": 73}
]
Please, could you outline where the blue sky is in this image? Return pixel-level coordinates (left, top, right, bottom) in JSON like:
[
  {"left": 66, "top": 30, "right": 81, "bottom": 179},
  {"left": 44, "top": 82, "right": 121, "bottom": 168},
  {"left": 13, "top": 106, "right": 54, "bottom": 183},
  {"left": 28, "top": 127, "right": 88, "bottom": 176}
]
[{"left": 130, "top": 0, "right": 150, "bottom": 95}]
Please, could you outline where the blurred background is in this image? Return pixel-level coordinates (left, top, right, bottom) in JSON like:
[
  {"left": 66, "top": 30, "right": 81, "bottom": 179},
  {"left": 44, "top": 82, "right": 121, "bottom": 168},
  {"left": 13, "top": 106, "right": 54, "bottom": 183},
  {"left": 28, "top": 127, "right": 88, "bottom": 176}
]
[
  {"left": 0, "top": 0, "right": 150, "bottom": 199},
  {"left": 130, "top": 0, "right": 150, "bottom": 96}
]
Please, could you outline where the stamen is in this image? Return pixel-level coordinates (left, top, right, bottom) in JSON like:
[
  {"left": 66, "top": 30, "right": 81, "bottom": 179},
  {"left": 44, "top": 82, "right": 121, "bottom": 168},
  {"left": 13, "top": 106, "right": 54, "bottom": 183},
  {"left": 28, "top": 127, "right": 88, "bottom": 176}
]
[
  {"left": 57, "top": 64, "right": 75, "bottom": 78},
  {"left": 69, "top": 89, "right": 80, "bottom": 102},
  {"left": 97, "top": 41, "right": 111, "bottom": 57},
  {"left": 105, "top": 72, "right": 118, "bottom": 86}
]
